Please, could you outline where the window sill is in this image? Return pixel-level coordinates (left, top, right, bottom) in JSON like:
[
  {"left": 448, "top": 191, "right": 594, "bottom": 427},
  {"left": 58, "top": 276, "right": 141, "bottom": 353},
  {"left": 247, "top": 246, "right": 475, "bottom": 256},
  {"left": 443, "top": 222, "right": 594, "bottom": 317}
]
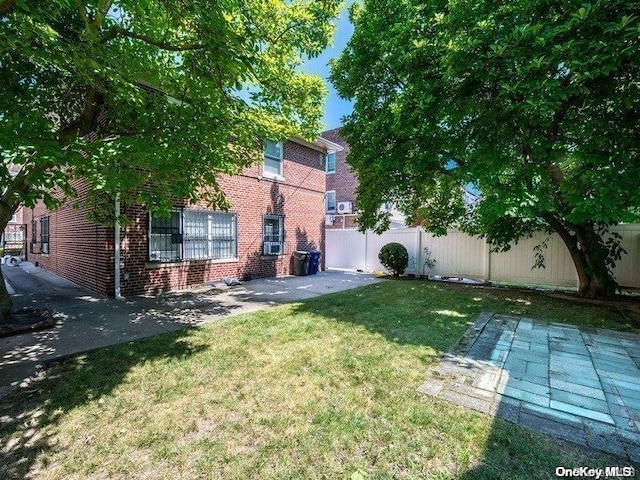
[
  {"left": 260, "top": 255, "right": 286, "bottom": 261},
  {"left": 260, "top": 172, "right": 285, "bottom": 182},
  {"left": 326, "top": 170, "right": 336, "bottom": 175},
  {"left": 145, "top": 258, "right": 239, "bottom": 269}
]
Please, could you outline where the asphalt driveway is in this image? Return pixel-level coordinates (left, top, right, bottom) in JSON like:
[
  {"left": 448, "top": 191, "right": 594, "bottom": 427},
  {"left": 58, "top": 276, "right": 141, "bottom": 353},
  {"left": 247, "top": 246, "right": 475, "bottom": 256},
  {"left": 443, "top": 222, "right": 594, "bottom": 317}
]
[{"left": 0, "top": 263, "right": 379, "bottom": 398}]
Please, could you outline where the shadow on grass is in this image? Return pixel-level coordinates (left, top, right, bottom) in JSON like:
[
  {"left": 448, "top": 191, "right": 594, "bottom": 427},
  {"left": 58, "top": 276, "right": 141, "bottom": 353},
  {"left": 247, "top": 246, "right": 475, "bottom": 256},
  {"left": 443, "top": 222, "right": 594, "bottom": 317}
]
[
  {"left": 289, "top": 279, "right": 637, "bottom": 476},
  {"left": 289, "top": 280, "right": 481, "bottom": 351},
  {"left": 0, "top": 329, "right": 206, "bottom": 479}
]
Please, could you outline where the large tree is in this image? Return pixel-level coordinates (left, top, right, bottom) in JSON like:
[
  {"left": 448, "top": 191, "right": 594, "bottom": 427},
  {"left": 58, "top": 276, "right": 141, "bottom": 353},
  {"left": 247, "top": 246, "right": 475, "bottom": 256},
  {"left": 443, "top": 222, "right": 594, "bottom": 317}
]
[
  {"left": 331, "top": 0, "right": 640, "bottom": 297},
  {"left": 0, "top": 0, "right": 341, "bottom": 320}
]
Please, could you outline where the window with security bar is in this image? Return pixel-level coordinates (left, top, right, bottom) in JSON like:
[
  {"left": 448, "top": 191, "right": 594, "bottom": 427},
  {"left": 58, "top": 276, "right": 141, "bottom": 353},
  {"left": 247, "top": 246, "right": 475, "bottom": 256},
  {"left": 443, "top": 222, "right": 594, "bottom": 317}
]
[
  {"left": 149, "top": 209, "right": 237, "bottom": 262},
  {"left": 30, "top": 219, "right": 36, "bottom": 254},
  {"left": 183, "top": 211, "right": 237, "bottom": 260},
  {"left": 40, "top": 216, "right": 50, "bottom": 254},
  {"left": 263, "top": 214, "right": 284, "bottom": 255},
  {"left": 149, "top": 210, "right": 182, "bottom": 262}
]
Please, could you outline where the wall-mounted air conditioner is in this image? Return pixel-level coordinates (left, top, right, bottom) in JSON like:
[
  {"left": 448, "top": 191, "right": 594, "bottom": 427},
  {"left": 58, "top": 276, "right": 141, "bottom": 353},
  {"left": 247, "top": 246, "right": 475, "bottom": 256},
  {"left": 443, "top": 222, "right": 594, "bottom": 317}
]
[
  {"left": 263, "top": 242, "right": 282, "bottom": 255},
  {"left": 325, "top": 215, "right": 335, "bottom": 225},
  {"left": 337, "top": 201, "right": 353, "bottom": 214}
]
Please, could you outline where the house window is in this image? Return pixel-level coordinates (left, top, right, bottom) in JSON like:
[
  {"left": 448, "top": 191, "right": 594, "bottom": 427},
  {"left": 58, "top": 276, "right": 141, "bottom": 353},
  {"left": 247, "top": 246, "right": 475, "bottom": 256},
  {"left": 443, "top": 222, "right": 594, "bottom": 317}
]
[
  {"left": 149, "top": 211, "right": 182, "bottom": 262},
  {"left": 149, "top": 209, "right": 238, "bottom": 262},
  {"left": 263, "top": 214, "right": 284, "bottom": 255},
  {"left": 326, "top": 152, "right": 336, "bottom": 173},
  {"left": 40, "top": 216, "right": 50, "bottom": 254},
  {"left": 31, "top": 220, "right": 37, "bottom": 244},
  {"left": 325, "top": 191, "right": 336, "bottom": 213},
  {"left": 264, "top": 140, "right": 283, "bottom": 178},
  {"left": 183, "top": 210, "right": 237, "bottom": 260}
]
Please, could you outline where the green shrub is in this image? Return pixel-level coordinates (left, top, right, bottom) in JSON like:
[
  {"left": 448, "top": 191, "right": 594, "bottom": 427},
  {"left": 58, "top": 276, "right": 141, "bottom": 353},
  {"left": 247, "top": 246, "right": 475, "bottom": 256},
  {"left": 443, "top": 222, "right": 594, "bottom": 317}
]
[{"left": 378, "top": 242, "right": 408, "bottom": 276}]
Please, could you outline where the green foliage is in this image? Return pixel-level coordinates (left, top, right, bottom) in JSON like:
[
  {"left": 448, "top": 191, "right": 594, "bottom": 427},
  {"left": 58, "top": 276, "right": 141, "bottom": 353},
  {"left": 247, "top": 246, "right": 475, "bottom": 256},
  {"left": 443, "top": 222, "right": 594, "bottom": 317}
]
[
  {"left": 423, "top": 247, "right": 436, "bottom": 275},
  {"left": 378, "top": 242, "right": 408, "bottom": 276},
  {"left": 331, "top": 0, "right": 640, "bottom": 296},
  {"left": 0, "top": 0, "right": 342, "bottom": 220}
]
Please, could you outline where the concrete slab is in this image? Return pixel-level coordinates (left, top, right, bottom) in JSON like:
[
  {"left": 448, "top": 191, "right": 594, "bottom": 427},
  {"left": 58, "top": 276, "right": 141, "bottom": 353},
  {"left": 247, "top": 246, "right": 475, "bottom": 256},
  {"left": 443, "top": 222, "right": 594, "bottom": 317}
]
[
  {"left": 0, "top": 264, "right": 380, "bottom": 398},
  {"left": 418, "top": 312, "right": 640, "bottom": 462}
]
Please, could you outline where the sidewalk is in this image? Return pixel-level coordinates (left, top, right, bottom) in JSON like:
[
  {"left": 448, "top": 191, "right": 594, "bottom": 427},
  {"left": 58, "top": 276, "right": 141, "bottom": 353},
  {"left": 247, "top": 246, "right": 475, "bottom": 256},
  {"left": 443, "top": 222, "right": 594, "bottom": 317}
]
[{"left": 1, "top": 263, "right": 380, "bottom": 398}]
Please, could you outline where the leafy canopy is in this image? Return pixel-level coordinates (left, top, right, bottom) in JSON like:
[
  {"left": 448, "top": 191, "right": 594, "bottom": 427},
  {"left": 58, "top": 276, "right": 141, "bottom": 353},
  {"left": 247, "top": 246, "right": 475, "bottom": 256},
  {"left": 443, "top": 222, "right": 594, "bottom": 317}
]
[
  {"left": 0, "top": 0, "right": 342, "bottom": 219},
  {"left": 331, "top": 0, "right": 640, "bottom": 247}
]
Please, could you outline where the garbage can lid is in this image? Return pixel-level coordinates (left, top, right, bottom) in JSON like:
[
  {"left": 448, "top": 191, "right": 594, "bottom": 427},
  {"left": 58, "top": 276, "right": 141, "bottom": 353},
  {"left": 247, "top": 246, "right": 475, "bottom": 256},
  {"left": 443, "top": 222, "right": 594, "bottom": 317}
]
[{"left": 294, "top": 250, "right": 310, "bottom": 255}]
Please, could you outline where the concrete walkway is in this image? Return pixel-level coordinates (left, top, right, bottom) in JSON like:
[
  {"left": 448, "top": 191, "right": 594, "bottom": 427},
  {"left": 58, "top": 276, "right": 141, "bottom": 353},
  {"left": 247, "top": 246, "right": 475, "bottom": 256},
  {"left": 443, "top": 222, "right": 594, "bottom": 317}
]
[
  {"left": 419, "top": 313, "right": 640, "bottom": 463},
  {"left": 1, "top": 263, "right": 380, "bottom": 398}
]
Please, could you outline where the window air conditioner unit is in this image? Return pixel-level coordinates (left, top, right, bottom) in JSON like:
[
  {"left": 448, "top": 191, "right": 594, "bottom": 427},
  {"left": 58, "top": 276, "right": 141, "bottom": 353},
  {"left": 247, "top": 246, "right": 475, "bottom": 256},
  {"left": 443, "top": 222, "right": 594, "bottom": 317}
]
[
  {"left": 337, "top": 201, "right": 353, "bottom": 214},
  {"left": 325, "top": 214, "right": 335, "bottom": 225},
  {"left": 264, "top": 242, "right": 282, "bottom": 255}
]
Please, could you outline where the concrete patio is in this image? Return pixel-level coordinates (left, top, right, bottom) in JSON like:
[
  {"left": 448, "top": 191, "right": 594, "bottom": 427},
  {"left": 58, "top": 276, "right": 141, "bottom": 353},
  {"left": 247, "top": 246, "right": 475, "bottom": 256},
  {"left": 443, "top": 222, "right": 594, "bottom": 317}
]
[{"left": 419, "top": 312, "right": 640, "bottom": 463}]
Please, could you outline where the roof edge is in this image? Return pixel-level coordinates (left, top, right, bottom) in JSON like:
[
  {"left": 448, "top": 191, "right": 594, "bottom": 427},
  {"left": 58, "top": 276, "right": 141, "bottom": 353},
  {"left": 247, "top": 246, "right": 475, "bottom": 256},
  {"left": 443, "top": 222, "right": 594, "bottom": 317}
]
[{"left": 291, "top": 136, "right": 344, "bottom": 153}]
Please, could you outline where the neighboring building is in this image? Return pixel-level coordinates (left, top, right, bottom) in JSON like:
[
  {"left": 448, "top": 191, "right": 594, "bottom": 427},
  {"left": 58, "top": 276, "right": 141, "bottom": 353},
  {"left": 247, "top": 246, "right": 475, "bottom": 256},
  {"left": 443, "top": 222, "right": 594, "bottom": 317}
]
[
  {"left": 321, "top": 127, "right": 358, "bottom": 229},
  {"left": 322, "top": 128, "right": 407, "bottom": 229},
  {"left": 24, "top": 137, "right": 342, "bottom": 297},
  {"left": 1, "top": 206, "right": 25, "bottom": 257},
  {"left": 321, "top": 128, "right": 481, "bottom": 231}
]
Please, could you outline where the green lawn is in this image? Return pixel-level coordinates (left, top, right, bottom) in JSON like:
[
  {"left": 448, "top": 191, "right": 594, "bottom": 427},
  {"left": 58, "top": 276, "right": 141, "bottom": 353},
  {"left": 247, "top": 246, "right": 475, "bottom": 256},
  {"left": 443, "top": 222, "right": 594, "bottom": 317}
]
[{"left": 1, "top": 280, "right": 637, "bottom": 479}]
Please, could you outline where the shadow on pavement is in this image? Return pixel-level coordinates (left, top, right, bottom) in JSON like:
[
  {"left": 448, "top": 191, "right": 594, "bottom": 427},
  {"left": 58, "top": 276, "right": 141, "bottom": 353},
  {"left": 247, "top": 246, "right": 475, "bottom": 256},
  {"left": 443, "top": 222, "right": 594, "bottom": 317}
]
[{"left": 0, "top": 328, "right": 205, "bottom": 479}]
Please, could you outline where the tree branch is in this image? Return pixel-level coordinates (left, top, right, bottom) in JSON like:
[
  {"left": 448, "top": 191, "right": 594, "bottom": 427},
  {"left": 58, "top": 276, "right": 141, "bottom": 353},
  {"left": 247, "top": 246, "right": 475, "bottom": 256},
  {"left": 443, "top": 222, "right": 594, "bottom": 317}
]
[
  {"left": 0, "top": 0, "right": 15, "bottom": 16},
  {"left": 96, "top": 0, "right": 114, "bottom": 26},
  {"left": 99, "top": 24, "right": 203, "bottom": 51},
  {"left": 75, "top": 0, "right": 92, "bottom": 31}
]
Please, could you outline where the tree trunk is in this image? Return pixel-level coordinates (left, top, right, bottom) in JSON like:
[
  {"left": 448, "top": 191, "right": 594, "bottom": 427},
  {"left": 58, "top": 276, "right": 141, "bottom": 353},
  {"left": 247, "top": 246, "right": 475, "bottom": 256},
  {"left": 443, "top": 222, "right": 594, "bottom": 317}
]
[
  {"left": 572, "top": 225, "right": 619, "bottom": 297},
  {"left": 0, "top": 266, "right": 11, "bottom": 324},
  {"left": 543, "top": 215, "right": 617, "bottom": 298},
  {"left": 0, "top": 204, "right": 16, "bottom": 323}
]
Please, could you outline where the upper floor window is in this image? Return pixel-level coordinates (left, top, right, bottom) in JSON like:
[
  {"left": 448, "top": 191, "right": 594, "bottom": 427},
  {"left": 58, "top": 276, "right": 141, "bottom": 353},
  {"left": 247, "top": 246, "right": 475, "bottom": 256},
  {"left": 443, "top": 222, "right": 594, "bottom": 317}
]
[
  {"left": 264, "top": 140, "right": 283, "bottom": 178},
  {"left": 326, "top": 152, "right": 336, "bottom": 173}
]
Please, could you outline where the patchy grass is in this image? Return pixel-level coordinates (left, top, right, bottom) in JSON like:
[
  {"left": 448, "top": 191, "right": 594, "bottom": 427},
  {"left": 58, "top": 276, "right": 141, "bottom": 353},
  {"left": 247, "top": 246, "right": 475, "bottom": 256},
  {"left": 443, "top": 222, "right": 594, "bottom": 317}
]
[{"left": 1, "top": 280, "right": 636, "bottom": 479}]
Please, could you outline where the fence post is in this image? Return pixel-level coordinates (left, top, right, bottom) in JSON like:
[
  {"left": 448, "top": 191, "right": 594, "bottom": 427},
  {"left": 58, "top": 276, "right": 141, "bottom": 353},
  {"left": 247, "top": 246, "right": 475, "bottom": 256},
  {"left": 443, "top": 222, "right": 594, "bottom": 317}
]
[
  {"left": 364, "top": 230, "right": 368, "bottom": 272},
  {"left": 415, "top": 228, "right": 422, "bottom": 276},
  {"left": 483, "top": 237, "right": 491, "bottom": 282}
]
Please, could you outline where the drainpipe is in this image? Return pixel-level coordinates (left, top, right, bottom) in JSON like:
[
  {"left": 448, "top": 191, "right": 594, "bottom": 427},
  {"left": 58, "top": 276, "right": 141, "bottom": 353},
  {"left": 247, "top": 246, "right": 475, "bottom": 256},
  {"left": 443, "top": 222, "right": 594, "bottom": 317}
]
[{"left": 114, "top": 192, "right": 122, "bottom": 299}]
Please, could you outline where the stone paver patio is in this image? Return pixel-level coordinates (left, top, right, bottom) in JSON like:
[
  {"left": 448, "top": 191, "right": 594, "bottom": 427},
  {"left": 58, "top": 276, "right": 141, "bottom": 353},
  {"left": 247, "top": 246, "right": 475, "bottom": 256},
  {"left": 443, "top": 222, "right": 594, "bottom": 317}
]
[{"left": 418, "top": 312, "right": 640, "bottom": 463}]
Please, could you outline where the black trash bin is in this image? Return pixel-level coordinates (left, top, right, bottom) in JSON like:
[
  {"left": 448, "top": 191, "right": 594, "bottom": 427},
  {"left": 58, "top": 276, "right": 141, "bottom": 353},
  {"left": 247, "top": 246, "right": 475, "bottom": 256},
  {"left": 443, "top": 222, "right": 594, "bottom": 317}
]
[
  {"left": 307, "top": 250, "right": 321, "bottom": 275},
  {"left": 292, "top": 251, "right": 310, "bottom": 276}
]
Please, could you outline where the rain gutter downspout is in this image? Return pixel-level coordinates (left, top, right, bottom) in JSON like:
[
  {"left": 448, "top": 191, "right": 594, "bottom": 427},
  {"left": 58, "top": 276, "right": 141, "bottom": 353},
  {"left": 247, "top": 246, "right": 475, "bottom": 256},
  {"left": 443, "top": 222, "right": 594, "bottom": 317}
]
[{"left": 114, "top": 192, "right": 122, "bottom": 299}]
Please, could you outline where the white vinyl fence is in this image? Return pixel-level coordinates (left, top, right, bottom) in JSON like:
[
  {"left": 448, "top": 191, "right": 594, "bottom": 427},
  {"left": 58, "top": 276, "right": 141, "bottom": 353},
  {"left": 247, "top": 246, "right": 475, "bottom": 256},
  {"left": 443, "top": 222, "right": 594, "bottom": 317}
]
[{"left": 325, "top": 225, "right": 640, "bottom": 289}]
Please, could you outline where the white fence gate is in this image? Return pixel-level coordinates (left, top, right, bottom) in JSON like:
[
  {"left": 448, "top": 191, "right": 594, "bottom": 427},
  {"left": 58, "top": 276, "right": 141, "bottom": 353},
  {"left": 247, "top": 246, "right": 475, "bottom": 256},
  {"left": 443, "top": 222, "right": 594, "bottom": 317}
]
[{"left": 325, "top": 225, "right": 640, "bottom": 289}]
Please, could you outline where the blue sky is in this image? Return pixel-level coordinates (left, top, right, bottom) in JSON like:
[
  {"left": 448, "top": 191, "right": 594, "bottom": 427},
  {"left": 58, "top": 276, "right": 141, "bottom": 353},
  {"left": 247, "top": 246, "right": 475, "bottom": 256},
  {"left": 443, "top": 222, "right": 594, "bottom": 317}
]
[{"left": 302, "top": 3, "right": 355, "bottom": 131}]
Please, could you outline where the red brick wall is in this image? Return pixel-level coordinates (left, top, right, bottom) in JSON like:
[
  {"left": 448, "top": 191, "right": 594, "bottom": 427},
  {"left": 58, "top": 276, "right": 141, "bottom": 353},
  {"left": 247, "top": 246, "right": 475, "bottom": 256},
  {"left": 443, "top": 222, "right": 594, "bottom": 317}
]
[
  {"left": 26, "top": 140, "right": 327, "bottom": 296},
  {"left": 24, "top": 182, "right": 114, "bottom": 296},
  {"left": 322, "top": 127, "right": 358, "bottom": 207},
  {"left": 119, "top": 139, "right": 326, "bottom": 295}
]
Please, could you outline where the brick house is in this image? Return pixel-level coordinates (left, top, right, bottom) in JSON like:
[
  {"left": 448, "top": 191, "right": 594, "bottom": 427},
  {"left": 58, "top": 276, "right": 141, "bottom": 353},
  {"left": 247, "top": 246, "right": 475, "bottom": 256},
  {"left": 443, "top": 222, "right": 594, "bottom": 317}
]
[
  {"left": 321, "top": 127, "right": 358, "bottom": 229},
  {"left": 24, "top": 137, "right": 342, "bottom": 297},
  {"left": 321, "top": 127, "right": 407, "bottom": 229}
]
